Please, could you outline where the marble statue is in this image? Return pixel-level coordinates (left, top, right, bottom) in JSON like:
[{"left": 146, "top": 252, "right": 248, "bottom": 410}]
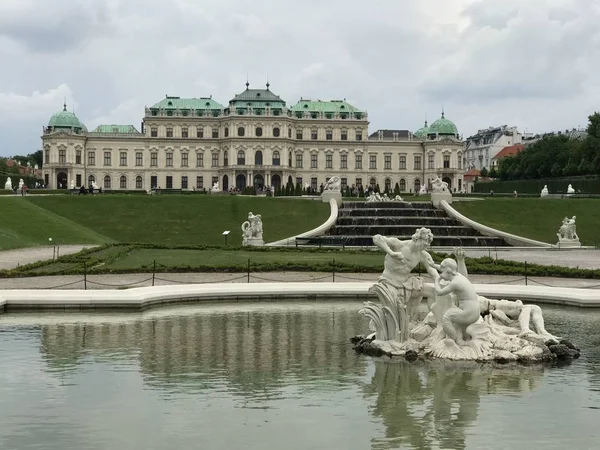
[
  {"left": 70, "top": 180, "right": 75, "bottom": 189},
  {"left": 241, "top": 212, "right": 264, "bottom": 246},
  {"left": 556, "top": 216, "right": 580, "bottom": 247},
  {"left": 419, "top": 185, "right": 428, "bottom": 195},
  {"left": 4, "top": 177, "right": 12, "bottom": 190},
  {"left": 211, "top": 181, "right": 220, "bottom": 192},
  {"left": 323, "top": 176, "right": 341, "bottom": 192},
  {"left": 540, "top": 185, "right": 549, "bottom": 197},
  {"left": 354, "top": 236, "right": 578, "bottom": 362},
  {"left": 92, "top": 181, "right": 99, "bottom": 190},
  {"left": 567, "top": 184, "right": 575, "bottom": 196},
  {"left": 431, "top": 176, "right": 449, "bottom": 194},
  {"left": 18, "top": 179, "right": 24, "bottom": 190},
  {"left": 394, "top": 195, "right": 404, "bottom": 202}
]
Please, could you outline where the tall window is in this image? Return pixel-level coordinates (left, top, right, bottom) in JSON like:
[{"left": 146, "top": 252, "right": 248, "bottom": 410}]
[
  {"left": 181, "top": 153, "right": 188, "bottom": 167},
  {"left": 458, "top": 156, "right": 462, "bottom": 170},
  {"left": 255, "top": 151, "right": 263, "bottom": 166},
  {"left": 443, "top": 154, "right": 450, "bottom": 168},
  {"left": 150, "top": 176, "right": 157, "bottom": 188},
  {"left": 272, "top": 151, "right": 280, "bottom": 166},
  {"left": 355, "top": 178, "right": 362, "bottom": 187},
  {"left": 370, "top": 178, "right": 377, "bottom": 189},
  {"left": 104, "top": 151, "right": 111, "bottom": 166},
  {"left": 104, "top": 175, "right": 111, "bottom": 189},
  {"left": 326, "top": 130, "right": 332, "bottom": 140},
  {"left": 224, "top": 151, "right": 228, "bottom": 167},
  {"left": 356, "top": 131, "right": 362, "bottom": 141},
  {"left": 400, "top": 179, "right": 406, "bottom": 191},
  {"left": 311, "top": 154, "right": 318, "bottom": 169},
  {"left": 166, "top": 176, "right": 173, "bottom": 189},
  {"left": 255, "top": 127, "right": 263, "bottom": 137},
  {"left": 428, "top": 154, "right": 434, "bottom": 169},
  {"left": 212, "top": 153, "right": 219, "bottom": 167},
  {"left": 296, "top": 177, "right": 303, "bottom": 186},
  {"left": 311, "top": 129, "right": 317, "bottom": 140},
  {"left": 59, "top": 149, "right": 66, "bottom": 164},
  {"left": 288, "top": 151, "right": 292, "bottom": 167},
  {"left": 399, "top": 155, "right": 406, "bottom": 170},
  {"left": 76, "top": 174, "right": 82, "bottom": 186},
  {"left": 237, "top": 151, "right": 245, "bottom": 165},
  {"left": 296, "top": 129, "right": 303, "bottom": 140},
  {"left": 88, "top": 175, "right": 95, "bottom": 186},
  {"left": 326, "top": 154, "right": 333, "bottom": 169},
  {"left": 166, "top": 127, "right": 173, "bottom": 138},
  {"left": 151, "top": 152, "right": 158, "bottom": 167},
  {"left": 341, "top": 130, "right": 347, "bottom": 141},
  {"left": 166, "top": 152, "right": 173, "bottom": 167},
  {"left": 196, "top": 152, "right": 204, "bottom": 167},
  {"left": 211, "top": 176, "right": 218, "bottom": 187},
  {"left": 182, "top": 127, "right": 188, "bottom": 138},
  {"left": 120, "top": 152, "right": 127, "bottom": 166},
  {"left": 273, "top": 127, "right": 280, "bottom": 137},
  {"left": 384, "top": 178, "right": 391, "bottom": 192},
  {"left": 196, "top": 176, "right": 204, "bottom": 189},
  {"left": 341, "top": 154, "right": 347, "bottom": 169},
  {"left": 414, "top": 155, "right": 422, "bottom": 170},
  {"left": 45, "top": 149, "right": 50, "bottom": 163},
  {"left": 120, "top": 175, "right": 127, "bottom": 189},
  {"left": 197, "top": 127, "right": 204, "bottom": 138},
  {"left": 76, "top": 150, "right": 81, "bottom": 164},
  {"left": 414, "top": 178, "right": 421, "bottom": 192},
  {"left": 136, "top": 152, "right": 143, "bottom": 166},
  {"left": 212, "top": 128, "right": 219, "bottom": 138},
  {"left": 288, "top": 127, "right": 292, "bottom": 138},
  {"left": 151, "top": 127, "right": 157, "bottom": 137},
  {"left": 341, "top": 178, "right": 347, "bottom": 190},
  {"left": 224, "top": 127, "right": 229, "bottom": 137},
  {"left": 369, "top": 154, "right": 377, "bottom": 169},
  {"left": 384, "top": 155, "right": 391, "bottom": 170},
  {"left": 355, "top": 154, "right": 362, "bottom": 169},
  {"left": 296, "top": 154, "right": 303, "bottom": 168},
  {"left": 181, "top": 176, "right": 188, "bottom": 189},
  {"left": 238, "top": 127, "right": 245, "bottom": 137},
  {"left": 136, "top": 176, "right": 143, "bottom": 189},
  {"left": 311, "top": 177, "right": 318, "bottom": 190}
]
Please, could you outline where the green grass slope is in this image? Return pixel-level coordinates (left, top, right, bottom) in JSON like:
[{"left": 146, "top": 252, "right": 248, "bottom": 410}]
[
  {"left": 0, "top": 197, "right": 112, "bottom": 249},
  {"left": 22, "top": 195, "right": 330, "bottom": 247},
  {"left": 453, "top": 198, "right": 600, "bottom": 246}
]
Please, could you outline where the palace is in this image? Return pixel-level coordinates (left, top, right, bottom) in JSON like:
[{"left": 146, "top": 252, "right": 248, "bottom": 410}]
[{"left": 41, "top": 82, "right": 465, "bottom": 193}]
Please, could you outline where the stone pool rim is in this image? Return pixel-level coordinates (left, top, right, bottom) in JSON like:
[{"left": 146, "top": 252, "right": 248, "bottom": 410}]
[{"left": 0, "top": 281, "right": 599, "bottom": 313}]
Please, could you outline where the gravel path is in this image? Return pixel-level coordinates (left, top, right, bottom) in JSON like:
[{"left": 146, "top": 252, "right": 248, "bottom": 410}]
[{"left": 0, "top": 245, "right": 95, "bottom": 271}]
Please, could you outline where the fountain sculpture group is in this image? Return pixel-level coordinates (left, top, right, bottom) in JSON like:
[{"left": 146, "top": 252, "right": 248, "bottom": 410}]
[
  {"left": 556, "top": 216, "right": 580, "bottom": 247},
  {"left": 353, "top": 228, "right": 579, "bottom": 362},
  {"left": 241, "top": 212, "right": 264, "bottom": 246}
]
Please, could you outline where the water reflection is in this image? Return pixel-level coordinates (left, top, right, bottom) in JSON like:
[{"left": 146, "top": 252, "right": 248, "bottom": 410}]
[{"left": 364, "top": 361, "right": 545, "bottom": 449}]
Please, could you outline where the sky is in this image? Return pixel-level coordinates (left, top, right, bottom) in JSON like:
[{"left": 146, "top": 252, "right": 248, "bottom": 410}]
[{"left": 1, "top": 0, "right": 599, "bottom": 156}]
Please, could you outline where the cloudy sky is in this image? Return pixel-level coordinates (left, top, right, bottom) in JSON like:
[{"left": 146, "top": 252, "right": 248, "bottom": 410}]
[{"left": 1, "top": 0, "right": 599, "bottom": 156}]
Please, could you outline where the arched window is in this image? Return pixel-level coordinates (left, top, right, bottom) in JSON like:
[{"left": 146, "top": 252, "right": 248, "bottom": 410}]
[
  {"left": 414, "top": 178, "right": 421, "bottom": 192},
  {"left": 288, "top": 151, "right": 292, "bottom": 167},
  {"left": 384, "top": 178, "right": 391, "bottom": 193},
  {"left": 256, "top": 127, "right": 263, "bottom": 137},
  {"left": 255, "top": 150, "right": 263, "bottom": 166},
  {"left": 273, "top": 127, "right": 280, "bottom": 137},
  {"left": 399, "top": 179, "right": 406, "bottom": 192},
  {"left": 88, "top": 175, "right": 95, "bottom": 186},
  {"left": 224, "top": 127, "right": 229, "bottom": 137},
  {"left": 272, "top": 151, "right": 280, "bottom": 166},
  {"left": 136, "top": 176, "right": 143, "bottom": 189},
  {"left": 224, "top": 151, "right": 228, "bottom": 167},
  {"left": 369, "top": 178, "right": 377, "bottom": 189},
  {"left": 237, "top": 127, "right": 245, "bottom": 137},
  {"left": 104, "top": 175, "right": 111, "bottom": 189},
  {"left": 288, "top": 127, "right": 292, "bottom": 138},
  {"left": 237, "top": 150, "right": 245, "bottom": 165},
  {"left": 120, "top": 175, "right": 127, "bottom": 189}
]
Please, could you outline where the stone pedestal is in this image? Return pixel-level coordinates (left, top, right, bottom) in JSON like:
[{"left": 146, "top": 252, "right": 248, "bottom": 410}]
[
  {"left": 243, "top": 238, "right": 264, "bottom": 247},
  {"left": 431, "top": 192, "right": 452, "bottom": 208},
  {"left": 556, "top": 239, "right": 581, "bottom": 248},
  {"left": 321, "top": 191, "right": 342, "bottom": 206}
]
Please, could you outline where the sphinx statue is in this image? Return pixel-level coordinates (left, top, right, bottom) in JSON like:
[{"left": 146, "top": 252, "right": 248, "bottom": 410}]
[
  {"left": 567, "top": 184, "right": 575, "bottom": 196},
  {"left": 540, "top": 185, "right": 549, "bottom": 197},
  {"left": 241, "top": 212, "right": 264, "bottom": 246},
  {"left": 4, "top": 177, "right": 12, "bottom": 190}
]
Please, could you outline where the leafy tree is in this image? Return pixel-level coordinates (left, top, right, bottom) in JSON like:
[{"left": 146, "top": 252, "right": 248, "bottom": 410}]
[
  {"left": 587, "top": 112, "right": 600, "bottom": 139},
  {"left": 480, "top": 167, "right": 488, "bottom": 177},
  {"left": 488, "top": 167, "right": 497, "bottom": 178}
]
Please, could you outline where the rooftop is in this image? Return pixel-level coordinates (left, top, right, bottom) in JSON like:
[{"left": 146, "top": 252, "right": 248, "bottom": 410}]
[
  {"left": 150, "top": 96, "right": 225, "bottom": 110},
  {"left": 90, "top": 125, "right": 142, "bottom": 134},
  {"left": 290, "top": 99, "right": 362, "bottom": 113},
  {"left": 493, "top": 144, "right": 525, "bottom": 160}
]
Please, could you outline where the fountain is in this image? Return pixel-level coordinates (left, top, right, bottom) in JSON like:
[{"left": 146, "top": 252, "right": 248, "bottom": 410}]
[
  {"left": 4, "top": 177, "right": 12, "bottom": 190},
  {"left": 353, "top": 228, "right": 579, "bottom": 362},
  {"left": 241, "top": 212, "right": 264, "bottom": 246}
]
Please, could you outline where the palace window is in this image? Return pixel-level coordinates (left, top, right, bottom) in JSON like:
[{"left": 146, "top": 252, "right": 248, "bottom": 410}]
[
  {"left": 76, "top": 174, "right": 82, "bottom": 187},
  {"left": 399, "top": 155, "right": 406, "bottom": 169},
  {"left": 136, "top": 176, "right": 143, "bottom": 189},
  {"left": 151, "top": 127, "right": 157, "bottom": 137},
  {"left": 256, "top": 127, "right": 263, "bottom": 137},
  {"left": 296, "top": 129, "right": 303, "bottom": 140},
  {"left": 104, "top": 175, "right": 111, "bottom": 189},
  {"left": 326, "top": 154, "right": 333, "bottom": 169},
  {"left": 181, "top": 153, "right": 188, "bottom": 167},
  {"left": 120, "top": 175, "right": 127, "bottom": 189},
  {"left": 45, "top": 149, "right": 50, "bottom": 163},
  {"left": 59, "top": 149, "right": 66, "bottom": 164},
  {"left": 355, "top": 154, "right": 362, "bottom": 169},
  {"left": 212, "top": 153, "right": 219, "bottom": 167},
  {"left": 196, "top": 152, "right": 204, "bottom": 167},
  {"left": 355, "top": 177, "right": 363, "bottom": 187},
  {"left": 384, "top": 178, "right": 391, "bottom": 192},
  {"left": 341, "top": 178, "right": 347, "bottom": 189},
  {"left": 341, "top": 130, "right": 347, "bottom": 141},
  {"left": 296, "top": 154, "right": 303, "bottom": 168},
  {"left": 212, "top": 128, "right": 219, "bottom": 138},
  {"left": 400, "top": 179, "right": 406, "bottom": 191},
  {"left": 311, "top": 154, "right": 318, "bottom": 169},
  {"left": 414, "top": 155, "right": 421, "bottom": 170},
  {"left": 238, "top": 127, "right": 245, "bottom": 137},
  {"left": 104, "top": 151, "right": 111, "bottom": 166},
  {"left": 311, "top": 129, "right": 317, "bottom": 140},
  {"left": 88, "top": 151, "right": 95, "bottom": 166},
  {"left": 341, "top": 154, "right": 347, "bottom": 169},
  {"left": 150, "top": 176, "right": 157, "bottom": 188},
  {"left": 311, "top": 177, "right": 318, "bottom": 190},
  {"left": 212, "top": 176, "right": 218, "bottom": 187},
  {"left": 356, "top": 131, "right": 362, "bottom": 141},
  {"left": 289, "top": 151, "right": 292, "bottom": 167},
  {"left": 384, "top": 155, "right": 391, "bottom": 170},
  {"left": 224, "top": 127, "right": 229, "bottom": 137},
  {"left": 224, "top": 151, "right": 228, "bottom": 167},
  {"left": 458, "top": 156, "right": 462, "bottom": 170},
  {"left": 182, "top": 127, "right": 188, "bottom": 138},
  {"left": 88, "top": 175, "right": 95, "bottom": 186},
  {"left": 414, "top": 178, "right": 421, "bottom": 192},
  {"left": 166, "top": 152, "right": 173, "bottom": 167},
  {"left": 428, "top": 154, "right": 434, "bottom": 169},
  {"left": 255, "top": 151, "right": 263, "bottom": 166},
  {"left": 120, "top": 152, "right": 127, "bottom": 166},
  {"left": 166, "top": 127, "right": 173, "bottom": 138},
  {"left": 370, "top": 178, "right": 377, "bottom": 189},
  {"left": 136, "top": 152, "right": 143, "bottom": 166},
  {"left": 166, "top": 176, "right": 173, "bottom": 189},
  {"left": 272, "top": 151, "right": 280, "bottom": 166},
  {"left": 151, "top": 152, "right": 158, "bottom": 167},
  {"left": 181, "top": 176, "right": 188, "bottom": 189},
  {"left": 197, "top": 127, "right": 204, "bottom": 138},
  {"left": 196, "top": 176, "right": 204, "bottom": 189},
  {"left": 444, "top": 154, "right": 450, "bottom": 169},
  {"left": 326, "top": 130, "right": 332, "bottom": 140},
  {"left": 237, "top": 150, "right": 245, "bottom": 165},
  {"left": 369, "top": 154, "right": 377, "bottom": 169},
  {"left": 273, "top": 127, "right": 280, "bottom": 137},
  {"left": 76, "top": 150, "right": 81, "bottom": 164}
]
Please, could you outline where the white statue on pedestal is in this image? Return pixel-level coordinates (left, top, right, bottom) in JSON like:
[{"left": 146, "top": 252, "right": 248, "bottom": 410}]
[
  {"left": 18, "top": 179, "right": 24, "bottom": 190},
  {"left": 92, "top": 181, "right": 99, "bottom": 190},
  {"left": 567, "top": 184, "right": 575, "bottom": 196},
  {"left": 323, "top": 176, "right": 341, "bottom": 192},
  {"left": 355, "top": 237, "right": 573, "bottom": 362},
  {"left": 241, "top": 212, "right": 264, "bottom": 246},
  {"left": 431, "top": 176, "right": 449, "bottom": 194},
  {"left": 211, "top": 181, "right": 220, "bottom": 193},
  {"left": 4, "top": 177, "right": 12, "bottom": 190},
  {"left": 70, "top": 180, "right": 75, "bottom": 189},
  {"left": 540, "top": 185, "right": 549, "bottom": 197},
  {"left": 429, "top": 176, "right": 452, "bottom": 207},
  {"left": 556, "top": 216, "right": 580, "bottom": 247},
  {"left": 419, "top": 185, "right": 428, "bottom": 195}
]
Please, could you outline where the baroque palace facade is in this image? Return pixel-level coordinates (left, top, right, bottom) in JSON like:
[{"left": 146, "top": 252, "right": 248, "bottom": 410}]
[{"left": 41, "top": 82, "right": 465, "bottom": 193}]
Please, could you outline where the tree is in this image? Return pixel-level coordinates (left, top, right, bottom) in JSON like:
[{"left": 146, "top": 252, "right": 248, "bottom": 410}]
[
  {"left": 587, "top": 112, "right": 600, "bottom": 139},
  {"left": 488, "top": 167, "right": 497, "bottom": 178},
  {"left": 480, "top": 167, "right": 489, "bottom": 178}
]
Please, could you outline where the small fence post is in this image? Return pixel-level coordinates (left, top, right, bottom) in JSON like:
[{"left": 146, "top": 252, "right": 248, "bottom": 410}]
[
  {"left": 332, "top": 258, "right": 336, "bottom": 283},
  {"left": 247, "top": 258, "right": 250, "bottom": 283},
  {"left": 524, "top": 261, "right": 528, "bottom": 286},
  {"left": 152, "top": 260, "right": 156, "bottom": 286},
  {"left": 56, "top": 246, "right": 60, "bottom": 259},
  {"left": 84, "top": 261, "right": 87, "bottom": 290}
]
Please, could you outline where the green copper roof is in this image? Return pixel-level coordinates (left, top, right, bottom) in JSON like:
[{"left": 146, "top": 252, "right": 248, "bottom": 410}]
[
  {"left": 428, "top": 112, "right": 458, "bottom": 135},
  {"left": 91, "top": 125, "right": 141, "bottom": 134},
  {"left": 150, "top": 96, "right": 224, "bottom": 110},
  {"left": 48, "top": 104, "right": 86, "bottom": 130},
  {"left": 229, "top": 83, "right": 286, "bottom": 107},
  {"left": 290, "top": 99, "right": 362, "bottom": 113},
  {"left": 414, "top": 120, "right": 430, "bottom": 138}
]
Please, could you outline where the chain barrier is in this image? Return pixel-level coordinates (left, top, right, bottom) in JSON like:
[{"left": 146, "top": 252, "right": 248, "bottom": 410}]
[
  {"left": 86, "top": 277, "right": 154, "bottom": 288},
  {"left": 37, "top": 279, "right": 85, "bottom": 289}
]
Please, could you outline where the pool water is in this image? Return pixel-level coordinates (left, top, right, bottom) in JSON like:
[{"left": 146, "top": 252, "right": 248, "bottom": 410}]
[{"left": 0, "top": 302, "right": 599, "bottom": 450}]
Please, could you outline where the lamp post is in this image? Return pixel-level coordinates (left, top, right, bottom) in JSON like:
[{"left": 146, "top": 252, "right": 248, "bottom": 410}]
[{"left": 49, "top": 237, "right": 55, "bottom": 260}]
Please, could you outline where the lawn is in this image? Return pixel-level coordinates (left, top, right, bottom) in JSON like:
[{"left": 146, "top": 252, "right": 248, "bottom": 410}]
[
  {"left": 9, "top": 195, "right": 329, "bottom": 248},
  {"left": 452, "top": 198, "right": 600, "bottom": 246}
]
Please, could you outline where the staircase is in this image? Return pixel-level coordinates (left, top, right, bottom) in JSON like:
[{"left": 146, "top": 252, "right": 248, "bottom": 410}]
[{"left": 305, "top": 201, "right": 509, "bottom": 247}]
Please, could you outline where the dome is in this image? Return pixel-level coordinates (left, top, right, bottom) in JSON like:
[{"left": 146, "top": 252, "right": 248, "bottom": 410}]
[
  {"left": 428, "top": 112, "right": 458, "bottom": 136},
  {"left": 48, "top": 103, "right": 86, "bottom": 132},
  {"left": 414, "top": 120, "right": 429, "bottom": 138}
]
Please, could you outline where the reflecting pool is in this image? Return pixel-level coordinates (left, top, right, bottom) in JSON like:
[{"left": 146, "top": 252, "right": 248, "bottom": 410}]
[{"left": 0, "top": 302, "right": 599, "bottom": 450}]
